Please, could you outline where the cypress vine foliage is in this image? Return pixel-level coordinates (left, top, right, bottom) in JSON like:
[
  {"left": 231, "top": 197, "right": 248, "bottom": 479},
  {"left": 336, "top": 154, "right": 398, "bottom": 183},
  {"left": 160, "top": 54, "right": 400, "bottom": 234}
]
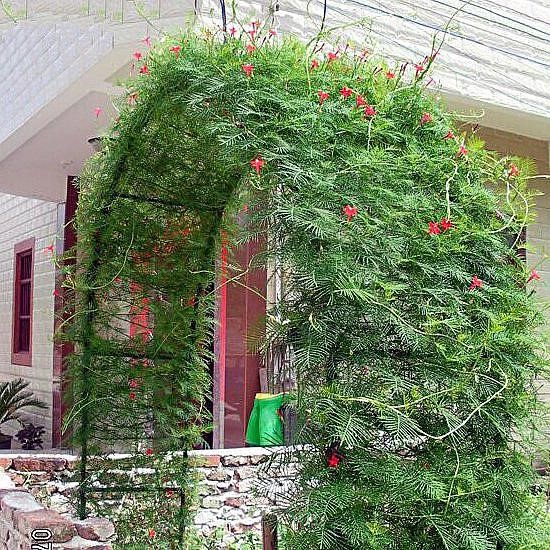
[{"left": 65, "top": 22, "right": 548, "bottom": 547}]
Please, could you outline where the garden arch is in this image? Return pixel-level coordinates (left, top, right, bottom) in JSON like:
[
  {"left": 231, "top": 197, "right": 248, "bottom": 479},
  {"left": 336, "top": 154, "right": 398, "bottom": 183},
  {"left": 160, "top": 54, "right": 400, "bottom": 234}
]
[{"left": 67, "top": 28, "right": 547, "bottom": 548}]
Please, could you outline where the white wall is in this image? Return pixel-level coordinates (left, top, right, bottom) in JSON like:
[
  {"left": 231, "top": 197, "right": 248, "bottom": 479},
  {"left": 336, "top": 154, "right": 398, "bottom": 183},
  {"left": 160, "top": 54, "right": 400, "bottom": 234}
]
[{"left": 0, "top": 193, "right": 60, "bottom": 448}]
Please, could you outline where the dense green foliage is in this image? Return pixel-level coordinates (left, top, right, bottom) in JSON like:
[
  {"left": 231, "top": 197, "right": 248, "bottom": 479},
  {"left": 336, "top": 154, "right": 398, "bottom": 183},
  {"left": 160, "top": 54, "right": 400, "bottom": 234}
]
[{"left": 67, "top": 22, "right": 548, "bottom": 548}]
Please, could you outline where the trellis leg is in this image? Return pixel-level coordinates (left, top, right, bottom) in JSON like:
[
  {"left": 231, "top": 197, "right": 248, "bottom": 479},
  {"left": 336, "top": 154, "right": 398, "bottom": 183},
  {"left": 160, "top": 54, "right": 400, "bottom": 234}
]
[
  {"left": 262, "top": 514, "right": 278, "bottom": 550},
  {"left": 77, "top": 235, "right": 103, "bottom": 519}
]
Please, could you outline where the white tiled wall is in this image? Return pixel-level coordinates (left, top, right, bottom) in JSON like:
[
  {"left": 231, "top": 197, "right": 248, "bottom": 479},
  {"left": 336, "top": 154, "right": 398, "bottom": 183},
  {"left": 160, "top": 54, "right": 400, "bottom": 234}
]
[
  {"left": 0, "top": 21, "right": 112, "bottom": 143},
  {"left": 0, "top": 193, "right": 60, "bottom": 448}
]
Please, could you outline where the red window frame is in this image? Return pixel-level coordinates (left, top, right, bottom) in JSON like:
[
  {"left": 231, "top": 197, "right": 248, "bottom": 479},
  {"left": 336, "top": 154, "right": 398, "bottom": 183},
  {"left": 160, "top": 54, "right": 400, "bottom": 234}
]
[{"left": 12, "top": 237, "right": 35, "bottom": 366}]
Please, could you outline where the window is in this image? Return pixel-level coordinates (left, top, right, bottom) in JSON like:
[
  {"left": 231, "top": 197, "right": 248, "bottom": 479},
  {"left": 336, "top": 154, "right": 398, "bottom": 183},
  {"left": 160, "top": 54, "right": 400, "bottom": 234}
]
[{"left": 12, "top": 238, "right": 35, "bottom": 366}]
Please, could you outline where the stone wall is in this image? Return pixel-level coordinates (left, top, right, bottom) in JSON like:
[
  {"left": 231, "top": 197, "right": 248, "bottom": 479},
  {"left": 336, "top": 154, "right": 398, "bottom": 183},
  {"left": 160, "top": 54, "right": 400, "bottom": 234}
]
[
  {"left": 0, "top": 458, "right": 114, "bottom": 550},
  {"left": 0, "top": 448, "right": 284, "bottom": 548}
]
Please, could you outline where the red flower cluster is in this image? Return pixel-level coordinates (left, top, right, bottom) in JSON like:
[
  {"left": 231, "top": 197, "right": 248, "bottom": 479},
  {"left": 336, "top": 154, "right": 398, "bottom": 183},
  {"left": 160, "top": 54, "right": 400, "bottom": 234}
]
[
  {"left": 327, "top": 51, "right": 338, "bottom": 62},
  {"left": 242, "top": 63, "right": 254, "bottom": 77},
  {"left": 133, "top": 51, "right": 142, "bottom": 61},
  {"left": 364, "top": 105, "right": 376, "bottom": 117},
  {"left": 356, "top": 95, "right": 367, "bottom": 108},
  {"left": 343, "top": 205, "right": 358, "bottom": 222},
  {"left": 318, "top": 90, "right": 329, "bottom": 105},
  {"left": 340, "top": 86, "right": 353, "bottom": 98},
  {"left": 170, "top": 45, "right": 181, "bottom": 57},
  {"left": 139, "top": 64, "right": 149, "bottom": 75},
  {"left": 327, "top": 452, "right": 340, "bottom": 468},
  {"left": 420, "top": 112, "right": 432, "bottom": 125},
  {"left": 414, "top": 63, "right": 424, "bottom": 77},
  {"left": 246, "top": 44, "right": 256, "bottom": 54},
  {"left": 527, "top": 269, "right": 541, "bottom": 283},
  {"left": 469, "top": 275, "right": 483, "bottom": 291},
  {"left": 386, "top": 70, "right": 395, "bottom": 79},
  {"left": 508, "top": 163, "right": 519, "bottom": 177},
  {"left": 310, "top": 59, "right": 320, "bottom": 70},
  {"left": 250, "top": 156, "right": 265, "bottom": 175},
  {"left": 444, "top": 130, "right": 455, "bottom": 140},
  {"left": 428, "top": 218, "right": 452, "bottom": 235}
]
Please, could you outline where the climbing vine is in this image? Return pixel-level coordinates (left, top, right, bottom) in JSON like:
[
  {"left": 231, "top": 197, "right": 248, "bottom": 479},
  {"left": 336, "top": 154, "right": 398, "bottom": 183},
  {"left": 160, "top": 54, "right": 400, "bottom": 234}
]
[{"left": 62, "top": 16, "right": 548, "bottom": 549}]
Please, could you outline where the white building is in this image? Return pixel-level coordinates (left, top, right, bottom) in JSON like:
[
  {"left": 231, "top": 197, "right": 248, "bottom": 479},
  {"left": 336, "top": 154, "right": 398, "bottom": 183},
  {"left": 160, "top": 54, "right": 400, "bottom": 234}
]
[{"left": 0, "top": 1, "right": 547, "bottom": 449}]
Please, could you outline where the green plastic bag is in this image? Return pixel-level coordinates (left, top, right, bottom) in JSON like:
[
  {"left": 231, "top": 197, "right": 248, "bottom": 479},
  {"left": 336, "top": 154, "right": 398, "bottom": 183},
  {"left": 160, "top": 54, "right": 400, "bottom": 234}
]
[{"left": 245, "top": 393, "right": 284, "bottom": 446}]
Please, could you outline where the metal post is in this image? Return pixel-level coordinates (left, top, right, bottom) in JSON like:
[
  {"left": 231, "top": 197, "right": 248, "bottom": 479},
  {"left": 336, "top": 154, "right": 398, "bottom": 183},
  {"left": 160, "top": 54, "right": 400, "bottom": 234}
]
[{"left": 262, "top": 514, "right": 278, "bottom": 550}]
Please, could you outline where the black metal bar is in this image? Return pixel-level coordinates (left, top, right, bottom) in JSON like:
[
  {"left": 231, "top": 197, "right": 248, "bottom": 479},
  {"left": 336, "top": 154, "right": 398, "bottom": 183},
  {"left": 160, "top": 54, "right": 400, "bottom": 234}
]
[{"left": 220, "top": 0, "right": 227, "bottom": 34}]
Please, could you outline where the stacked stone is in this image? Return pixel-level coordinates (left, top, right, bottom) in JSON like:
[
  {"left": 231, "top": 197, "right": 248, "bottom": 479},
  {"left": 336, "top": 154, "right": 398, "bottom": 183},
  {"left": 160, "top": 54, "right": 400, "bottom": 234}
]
[
  {"left": 0, "top": 478, "right": 114, "bottom": 549},
  {"left": 192, "top": 452, "right": 270, "bottom": 545},
  {"left": 0, "top": 449, "right": 291, "bottom": 548}
]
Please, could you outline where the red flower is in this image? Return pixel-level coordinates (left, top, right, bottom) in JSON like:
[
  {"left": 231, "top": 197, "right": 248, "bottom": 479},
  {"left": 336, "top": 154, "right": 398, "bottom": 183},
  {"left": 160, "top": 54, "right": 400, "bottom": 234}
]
[
  {"left": 249, "top": 29, "right": 256, "bottom": 39},
  {"left": 269, "top": 29, "right": 277, "bottom": 37},
  {"left": 414, "top": 63, "right": 424, "bottom": 77},
  {"left": 53, "top": 289, "right": 61, "bottom": 297},
  {"left": 148, "top": 528, "right": 156, "bottom": 538},
  {"left": 133, "top": 51, "right": 142, "bottom": 61},
  {"left": 242, "top": 63, "right": 254, "bottom": 77},
  {"left": 509, "top": 163, "right": 519, "bottom": 177},
  {"left": 250, "top": 156, "right": 265, "bottom": 175},
  {"left": 340, "top": 86, "right": 353, "bottom": 98},
  {"left": 458, "top": 144, "right": 468, "bottom": 157},
  {"left": 44, "top": 244, "right": 54, "bottom": 254},
  {"left": 527, "top": 269, "right": 541, "bottom": 283},
  {"left": 143, "top": 36, "right": 152, "bottom": 48},
  {"left": 128, "top": 379, "right": 140, "bottom": 389},
  {"left": 94, "top": 107, "right": 102, "bottom": 118},
  {"left": 229, "top": 26, "right": 237, "bottom": 37},
  {"left": 364, "top": 105, "right": 376, "bottom": 117},
  {"left": 327, "top": 51, "right": 338, "bottom": 62},
  {"left": 386, "top": 71, "right": 395, "bottom": 79},
  {"left": 343, "top": 205, "right": 358, "bottom": 222},
  {"left": 428, "top": 221, "right": 441, "bottom": 235},
  {"left": 420, "top": 112, "right": 432, "bottom": 125},
  {"left": 356, "top": 94, "right": 367, "bottom": 108},
  {"left": 246, "top": 44, "right": 256, "bottom": 54},
  {"left": 469, "top": 275, "right": 483, "bottom": 291},
  {"left": 327, "top": 452, "right": 341, "bottom": 468},
  {"left": 444, "top": 130, "right": 455, "bottom": 140},
  {"left": 440, "top": 218, "right": 452, "bottom": 231},
  {"left": 139, "top": 64, "right": 149, "bottom": 75},
  {"left": 145, "top": 448, "right": 154, "bottom": 456},
  {"left": 318, "top": 90, "right": 329, "bottom": 105},
  {"left": 129, "top": 392, "right": 136, "bottom": 400},
  {"left": 310, "top": 59, "right": 320, "bottom": 70},
  {"left": 170, "top": 45, "right": 181, "bottom": 57}
]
